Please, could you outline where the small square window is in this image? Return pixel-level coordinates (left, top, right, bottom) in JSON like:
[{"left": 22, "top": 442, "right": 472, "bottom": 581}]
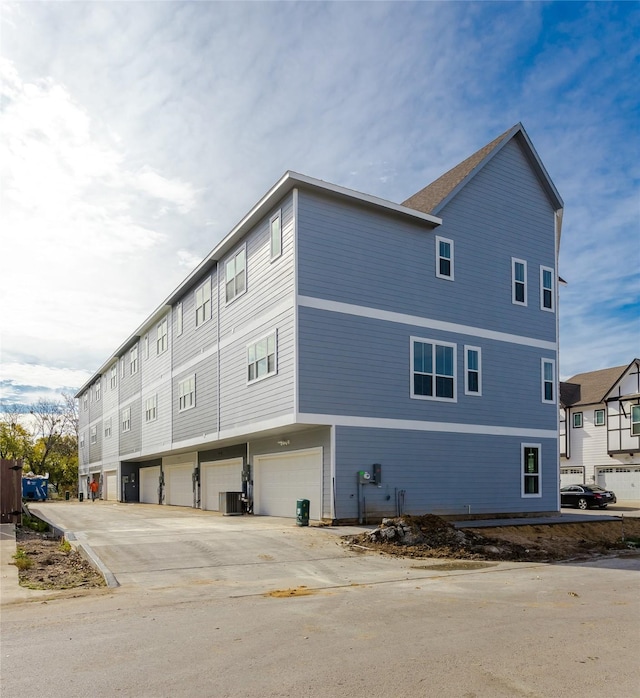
[
  {"left": 573, "top": 412, "right": 583, "bottom": 428},
  {"left": 593, "top": 409, "right": 605, "bottom": 427}
]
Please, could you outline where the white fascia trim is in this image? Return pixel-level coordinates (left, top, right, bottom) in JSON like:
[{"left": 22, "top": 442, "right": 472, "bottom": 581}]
[
  {"left": 299, "top": 412, "right": 557, "bottom": 440},
  {"left": 299, "top": 296, "right": 557, "bottom": 351}
]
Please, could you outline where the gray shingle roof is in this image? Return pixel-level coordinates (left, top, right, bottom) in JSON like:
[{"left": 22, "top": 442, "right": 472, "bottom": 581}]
[{"left": 560, "top": 361, "right": 639, "bottom": 407}]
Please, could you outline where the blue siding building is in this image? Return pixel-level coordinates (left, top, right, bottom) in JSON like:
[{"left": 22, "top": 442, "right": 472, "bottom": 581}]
[{"left": 77, "top": 123, "right": 563, "bottom": 521}]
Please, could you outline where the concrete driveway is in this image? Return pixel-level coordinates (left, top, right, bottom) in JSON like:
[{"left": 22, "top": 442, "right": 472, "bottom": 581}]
[{"left": 3, "top": 501, "right": 640, "bottom": 698}]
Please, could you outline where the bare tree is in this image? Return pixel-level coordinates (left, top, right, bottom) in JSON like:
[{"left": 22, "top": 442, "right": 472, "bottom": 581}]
[{"left": 28, "top": 399, "right": 69, "bottom": 474}]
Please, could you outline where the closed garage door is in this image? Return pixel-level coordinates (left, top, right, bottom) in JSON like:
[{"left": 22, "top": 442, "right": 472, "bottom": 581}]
[
  {"left": 140, "top": 466, "right": 161, "bottom": 504},
  {"left": 597, "top": 467, "right": 640, "bottom": 500},
  {"left": 254, "top": 448, "right": 322, "bottom": 520},
  {"left": 166, "top": 464, "right": 194, "bottom": 507},
  {"left": 201, "top": 458, "right": 243, "bottom": 511},
  {"left": 560, "top": 468, "right": 584, "bottom": 487},
  {"left": 104, "top": 470, "right": 118, "bottom": 501}
]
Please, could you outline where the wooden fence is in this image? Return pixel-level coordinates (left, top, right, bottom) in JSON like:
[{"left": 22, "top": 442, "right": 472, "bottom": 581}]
[{"left": 1, "top": 459, "right": 23, "bottom": 524}]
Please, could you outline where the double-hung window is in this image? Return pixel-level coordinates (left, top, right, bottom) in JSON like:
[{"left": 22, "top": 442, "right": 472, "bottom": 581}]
[
  {"left": 225, "top": 247, "right": 246, "bottom": 302},
  {"left": 130, "top": 345, "right": 138, "bottom": 375},
  {"left": 104, "top": 417, "right": 112, "bottom": 439},
  {"left": 83, "top": 393, "right": 88, "bottom": 411},
  {"left": 512, "top": 258, "right": 527, "bottom": 305},
  {"left": 178, "top": 375, "right": 196, "bottom": 412},
  {"left": 411, "top": 338, "right": 456, "bottom": 401},
  {"left": 247, "top": 332, "right": 277, "bottom": 383},
  {"left": 157, "top": 317, "right": 168, "bottom": 354},
  {"left": 631, "top": 405, "right": 640, "bottom": 436},
  {"left": 90, "top": 426, "right": 97, "bottom": 445},
  {"left": 540, "top": 266, "right": 554, "bottom": 311},
  {"left": 573, "top": 412, "right": 583, "bottom": 428},
  {"left": 435, "top": 236, "right": 454, "bottom": 280},
  {"left": 541, "top": 358, "right": 555, "bottom": 403},
  {"left": 175, "top": 302, "right": 183, "bottom": 336},
  {"left": 522, "top": 444, "right": 541, "bottom": 497},
  {"left": 594, "top": 409, "right": 605, "bottom": 427},
  {"left": 121, "top": 407, "right": 131, "bottom": 433},
  {"left": 195, "top": 278, "right": 211, "bottom": 327},
  {"left": 94, "top": 380, "right": 101, "bottom": 402},
  {"left": 110, "top": 364, "right": 117, "bottom": 390},
  {"left": 464, "top": 346, "right": 482, "bottom": 395},
  {"left": 145, "top": 394, "right": 157, "bottom": 422},
  {"left": 270, "top": 210, "right": 282, "bottom": 260}
]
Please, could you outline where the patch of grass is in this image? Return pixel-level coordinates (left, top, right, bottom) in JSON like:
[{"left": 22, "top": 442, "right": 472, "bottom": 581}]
[
  {"left": 59, "top": 539, "right": 72, "bottom": 553},
  {"left": 22, "top": 516, "right": 49, "bottom": 533},
  {"left": 13, "top": 548, "right": 32, "bottom": 571}
]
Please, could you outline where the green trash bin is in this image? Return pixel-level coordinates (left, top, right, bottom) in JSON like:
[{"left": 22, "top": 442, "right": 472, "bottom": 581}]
[
  {"left": 65, "top": 491, "right": 70, "bottom": 501},
  {"left": 296, "top": 498, "right": 310, "bottom": 527}
]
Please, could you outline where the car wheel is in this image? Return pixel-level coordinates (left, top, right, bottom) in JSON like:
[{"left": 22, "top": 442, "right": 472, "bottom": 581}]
[{"left": 577, "top": 498, "right": 589, "bottom": 510}]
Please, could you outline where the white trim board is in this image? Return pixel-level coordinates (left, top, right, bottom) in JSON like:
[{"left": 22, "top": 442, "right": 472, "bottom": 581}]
[{"left": 298, "top": 295, "right": 556, "bottom": 351}]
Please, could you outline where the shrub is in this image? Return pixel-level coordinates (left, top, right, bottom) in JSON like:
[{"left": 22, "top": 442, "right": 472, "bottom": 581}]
[{"left": 13, "top": 548, "right": 32, "bottom": 570}]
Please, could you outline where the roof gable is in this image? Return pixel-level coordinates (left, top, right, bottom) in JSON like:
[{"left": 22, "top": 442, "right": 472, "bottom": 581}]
[
  {"left": 560, "top": 359, "right": 640, "bottom": 407},
  {"left": 402, "top": 123, "right": 563, "bottom": 216}
]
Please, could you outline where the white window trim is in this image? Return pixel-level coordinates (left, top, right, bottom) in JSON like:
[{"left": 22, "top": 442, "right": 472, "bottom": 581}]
[
  {"left": 178, "top": 375, "right": 196, "bottom": 412},
  {"left": 594, "top": 409, "right": 605, "bottom": 427},
  {"left": 90, "top": 426, "right": 97, "bottom": 445},
  {"left": 104, "top": 417, "right": 112, "bottom": 439},
  {"left": 121, "top": 407, "right": 131, "bottom": 433},
  {"left": 435, "top": 235, "right": 454, "bottom": 281},
  {"left": 512, "top": 258, "right": 528, "bottom": 306},
  {"left": 225, "top": 244, "right": 247, "bottom": 304},
  {"left": 540, "top": 265, "right": 555, "bottom": 312},
  {"left": 521, "top": 443, "right": 542, "bottom": 498},
  {"left": 157, "top": 316, "right": 168, "bottom": 355},
  {"left": 541, "top": 358, "right": 555, "bottom": 404},
  {"left": 464, "top": 345, "right": 482, "bottom": 396},
  {"left": 195, "top": 277, "right": 211, "bottom": 328},
  {"left": 94, "top": 380, "right": 101, "bottom": 402},
  {"left": 110, "top": 365, "right": 117, "bottom": 390},
  {"left": 573, "top": 412, "right": 583, "bottom": 428},
  {"left": 410, "top": 337, "right": 457, "bottom": 402},
  {"left": 83, "top": 393, "right": 88, "bottom": 410},
  {"left": 176, "top": 302, "right": 183, "bottom": 336},
  {"left": 247, "top": 330, "right": 278, "bottom": 385},
  {"left": 145, "top": 394, "right": 158, "bottom": 423},
  {"left": 270, "top": 209, "right": 282, "bottom": 261},
  {"left": 130, "top": 345, "right": 138, "bottom": 375}
]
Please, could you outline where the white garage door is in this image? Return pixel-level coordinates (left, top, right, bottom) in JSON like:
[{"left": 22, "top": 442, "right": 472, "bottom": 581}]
[
  {"left": 597, "top": 467, "right": 640, "bottom": 500},
  {"left": 560, "top": 468, "right": 585, "bottom": 487},
  {"left": 166, "top": 464, "right": 194, "bottom": 507},
  {"left": 140, "top": 466, "right": 161, "bottom": 504},
  {"left": 254, "top": 448, "right": 322, "bottom": 520},
  {"left": 104, "top": 470, "right": 118, "bottom": 501},
  {"left": 201, "top": 458, "right": 243, "bottom": 511}
]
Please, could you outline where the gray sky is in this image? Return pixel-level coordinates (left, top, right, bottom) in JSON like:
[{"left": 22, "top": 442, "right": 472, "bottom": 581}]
[{"left": 1, "top": 1, "right": 638, "bottom": 408}]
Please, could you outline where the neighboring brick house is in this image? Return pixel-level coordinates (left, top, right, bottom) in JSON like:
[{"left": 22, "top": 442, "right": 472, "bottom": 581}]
[
  {"left": 76, "top": 123, "right": 563, "bottom": 521},
  {"left": 560, "top": 359, "right": 640, "bottom": 499}
]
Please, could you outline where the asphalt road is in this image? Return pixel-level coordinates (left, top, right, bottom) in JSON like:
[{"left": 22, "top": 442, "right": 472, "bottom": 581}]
[{"left": 2, "top": 502, "right": 639, "bottom": 697}]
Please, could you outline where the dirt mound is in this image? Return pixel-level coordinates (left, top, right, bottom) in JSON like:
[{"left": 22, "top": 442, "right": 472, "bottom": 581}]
[{"left": 346, "top": 514, "right": 640, "bottom": 562}]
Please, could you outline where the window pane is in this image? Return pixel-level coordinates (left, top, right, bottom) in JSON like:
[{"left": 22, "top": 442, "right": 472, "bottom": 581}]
[
  {"left": 267, "top": 334, "right": 275, "bottom": 354},
  {"left": 413, "top": 342, "right": 423, "bottom": 372},
  {"left": 467, "top": 350, "right": 478, "bottom": 371},
  {"left": 468, "top": 372, "right": 479, "bottom": 393},
  {"left": 543, "top": 269, "right": 552, "bottom": 288},
  {"left": 435, "top": 376, "right": 454, "bottom": 398},
  {"left": 236, "top": 269, "right": 246, "bottom": 295},
  {"left": 439, "top": 258, "right": 451, "bottom": 277},
  {"left": 414, "top": 374, "right": 432, "bottom": 396},
  {"left": 543, "top": 289, "right": 552, "bottom": 308},
  {"left": 515, "top": 262, "right": 525, "bottom": 282},
  {"left": 267, "top": 354, "right": 276, "bottom": 373},
  {"left": 524, "top": 476, "right": 539, "bottom": 495},
  {"left": 225, "top": 258, "right": 235, "bottom": 282},
  {"left": 544, "top": 362, "right": 553, "bottom": 381},
  {"left": 435, "top": 345, "right": 453, "bottom": 376},
  {"left": 439, "top": 241, "right": 450, "bottom": 259},
  {"left": 515, "top": 283, "right": 525, "bottom": 303},
  {"left": 257, "top": 357, "right": 267, "bottom": 377},
  {"left": 544, "top": 382, "right": 553, "bottom": 401}
]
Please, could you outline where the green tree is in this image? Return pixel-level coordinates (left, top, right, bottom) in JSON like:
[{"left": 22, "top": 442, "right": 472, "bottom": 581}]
[{"left": 0, "top": 406, "right": 32, "bottom": 462}]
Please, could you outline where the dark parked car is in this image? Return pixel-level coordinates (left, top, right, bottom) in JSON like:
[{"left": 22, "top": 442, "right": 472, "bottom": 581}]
[{"left": 560, "top": 484, "right": 617, "bottom": 510}]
